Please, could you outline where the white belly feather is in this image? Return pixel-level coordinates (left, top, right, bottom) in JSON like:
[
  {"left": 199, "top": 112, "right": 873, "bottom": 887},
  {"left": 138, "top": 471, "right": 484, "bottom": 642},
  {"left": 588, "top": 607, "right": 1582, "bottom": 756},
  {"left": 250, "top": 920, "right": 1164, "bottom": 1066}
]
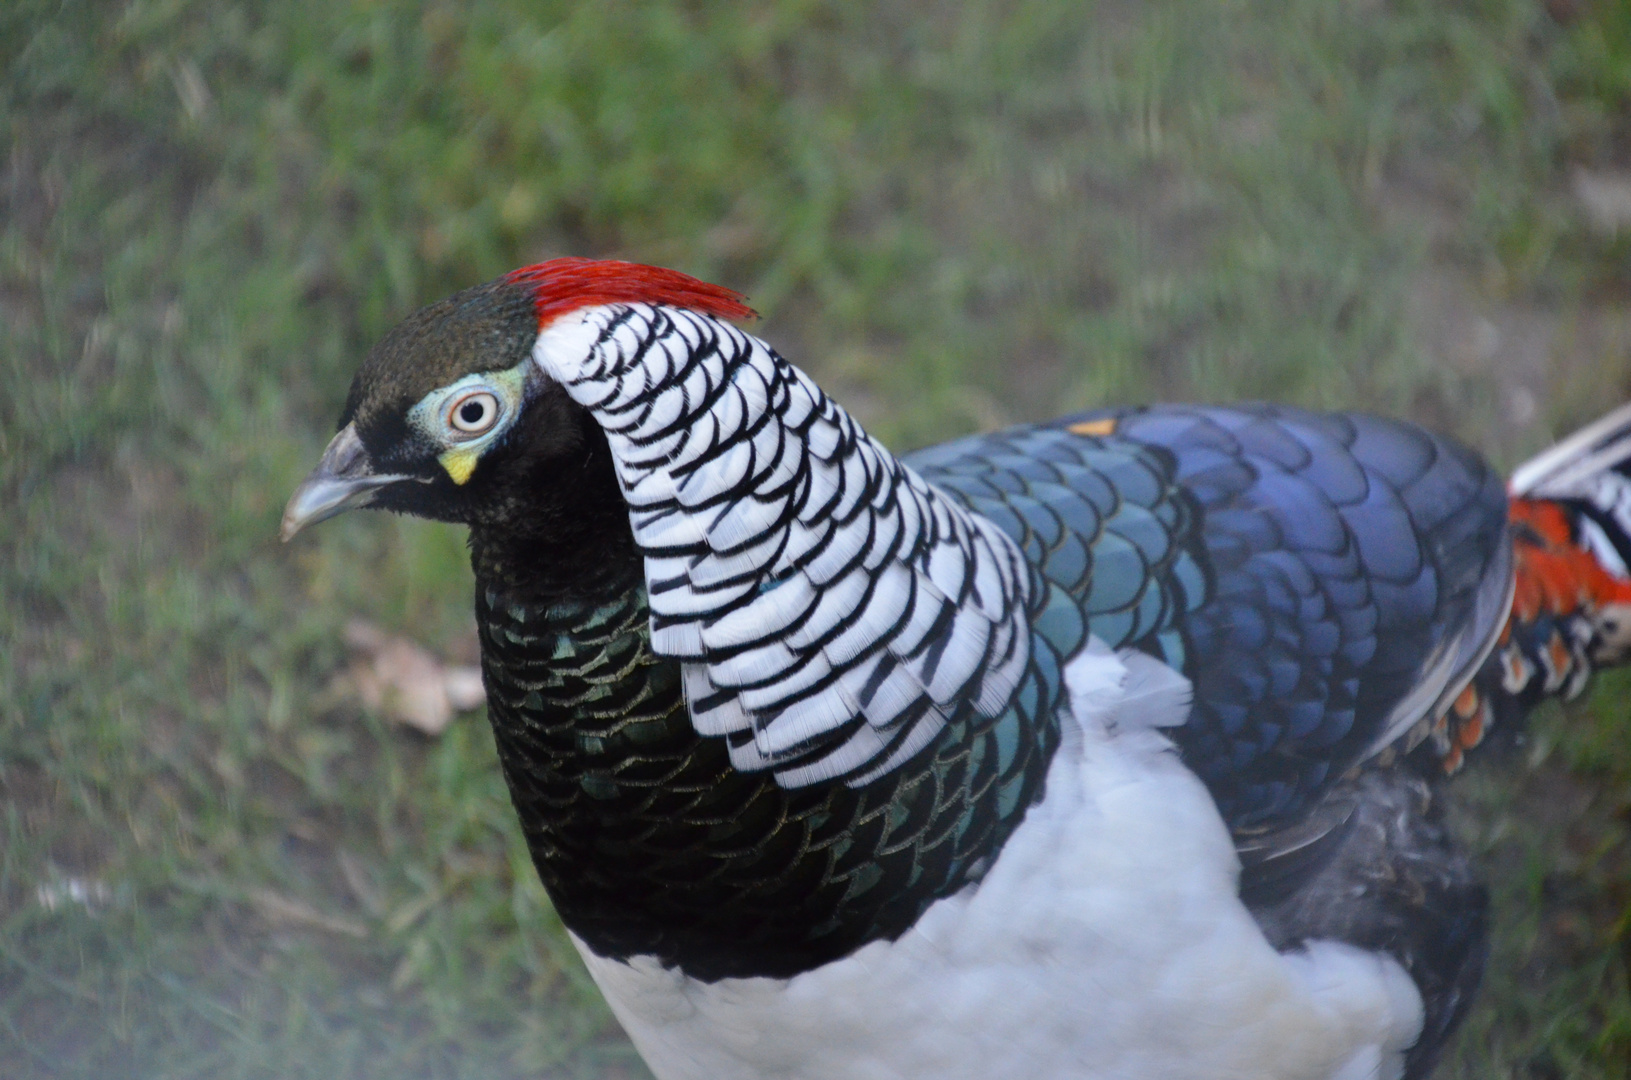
[{"left": 574, "top": 643, "right": 1424, "bottom": 1080}]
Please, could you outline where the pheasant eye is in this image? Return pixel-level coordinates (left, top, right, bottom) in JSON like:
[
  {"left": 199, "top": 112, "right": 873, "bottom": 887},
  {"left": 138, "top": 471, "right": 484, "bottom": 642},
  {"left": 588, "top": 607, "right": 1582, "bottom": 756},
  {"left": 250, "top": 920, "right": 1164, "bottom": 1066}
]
[{"left": 449, "top": 391, "right": 500, "bottom": 434}]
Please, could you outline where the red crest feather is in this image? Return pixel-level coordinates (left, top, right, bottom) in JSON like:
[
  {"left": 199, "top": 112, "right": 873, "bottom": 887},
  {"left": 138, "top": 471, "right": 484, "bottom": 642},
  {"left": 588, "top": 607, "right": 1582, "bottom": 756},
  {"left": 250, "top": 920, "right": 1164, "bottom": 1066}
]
[{"left": 505, "top": 257, "right": 758, "bottom": 326}]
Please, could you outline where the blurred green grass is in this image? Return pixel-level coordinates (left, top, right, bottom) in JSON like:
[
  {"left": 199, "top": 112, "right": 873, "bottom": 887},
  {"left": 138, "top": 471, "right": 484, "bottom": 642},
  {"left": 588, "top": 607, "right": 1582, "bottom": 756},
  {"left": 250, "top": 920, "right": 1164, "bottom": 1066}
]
[{"left": 4, "top": 0, "right": 1631, "bottom": 1076}]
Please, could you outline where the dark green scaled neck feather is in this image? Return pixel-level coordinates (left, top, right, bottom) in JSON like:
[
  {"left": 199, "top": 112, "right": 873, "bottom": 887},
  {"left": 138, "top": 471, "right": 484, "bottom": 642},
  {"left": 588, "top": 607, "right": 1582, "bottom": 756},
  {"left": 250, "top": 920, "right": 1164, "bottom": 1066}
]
[{"left": 473, "top": 559, "right": 1057, "bottom": 981}]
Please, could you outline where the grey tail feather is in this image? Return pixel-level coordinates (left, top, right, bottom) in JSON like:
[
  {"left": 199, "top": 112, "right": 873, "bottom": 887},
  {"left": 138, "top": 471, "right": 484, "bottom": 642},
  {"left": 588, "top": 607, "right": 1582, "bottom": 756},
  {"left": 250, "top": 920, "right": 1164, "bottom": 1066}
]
[
  {"left": 1509, "top": 401, "right": 1631, "bottom": 498},
  {"left": 1510, "top": 401, "right": 1631, "bottom": 578}
]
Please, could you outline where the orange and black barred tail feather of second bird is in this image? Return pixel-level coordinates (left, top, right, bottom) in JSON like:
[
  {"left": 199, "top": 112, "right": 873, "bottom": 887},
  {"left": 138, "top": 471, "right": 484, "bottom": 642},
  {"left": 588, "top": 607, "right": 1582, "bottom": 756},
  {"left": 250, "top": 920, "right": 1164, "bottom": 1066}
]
[{"left": 1425, "top": 403, "right": 1631, "bottom": 773}]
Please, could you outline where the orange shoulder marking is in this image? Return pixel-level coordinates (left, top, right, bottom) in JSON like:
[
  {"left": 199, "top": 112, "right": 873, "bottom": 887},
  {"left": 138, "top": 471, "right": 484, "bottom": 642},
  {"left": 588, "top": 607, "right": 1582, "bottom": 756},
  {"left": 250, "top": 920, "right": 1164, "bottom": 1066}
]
[{"left": 1509, "top": 497, "right": 1631, "bottom": 622}]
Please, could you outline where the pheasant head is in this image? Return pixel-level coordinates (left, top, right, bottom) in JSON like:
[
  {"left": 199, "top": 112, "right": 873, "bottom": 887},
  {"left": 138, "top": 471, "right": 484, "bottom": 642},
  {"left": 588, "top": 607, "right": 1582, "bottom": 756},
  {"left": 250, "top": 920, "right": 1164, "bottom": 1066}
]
[{"left": 281, "top": 258, "right": 755, "bottom": 542}]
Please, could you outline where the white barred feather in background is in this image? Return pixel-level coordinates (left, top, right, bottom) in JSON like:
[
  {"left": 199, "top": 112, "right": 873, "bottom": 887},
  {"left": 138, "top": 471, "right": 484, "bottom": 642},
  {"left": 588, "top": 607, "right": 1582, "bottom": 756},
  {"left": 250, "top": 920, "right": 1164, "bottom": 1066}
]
[{"left": 534, "top": 304, "right": 1034, "bottom": 787}]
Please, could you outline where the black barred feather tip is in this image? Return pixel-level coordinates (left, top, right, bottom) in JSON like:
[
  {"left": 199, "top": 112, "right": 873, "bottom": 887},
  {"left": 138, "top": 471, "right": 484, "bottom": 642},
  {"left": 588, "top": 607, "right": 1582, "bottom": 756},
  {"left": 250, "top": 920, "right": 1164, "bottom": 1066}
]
[{"left": 534, "top": 304, "right": 1038, "bottom": 790}]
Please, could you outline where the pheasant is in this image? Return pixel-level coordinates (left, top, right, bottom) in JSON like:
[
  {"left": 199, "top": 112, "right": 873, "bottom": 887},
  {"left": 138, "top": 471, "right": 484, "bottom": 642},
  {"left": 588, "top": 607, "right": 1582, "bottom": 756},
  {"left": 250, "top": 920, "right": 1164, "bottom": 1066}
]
[{"left": 282, "top": 258, "right": 1631, "bottom": 1080}]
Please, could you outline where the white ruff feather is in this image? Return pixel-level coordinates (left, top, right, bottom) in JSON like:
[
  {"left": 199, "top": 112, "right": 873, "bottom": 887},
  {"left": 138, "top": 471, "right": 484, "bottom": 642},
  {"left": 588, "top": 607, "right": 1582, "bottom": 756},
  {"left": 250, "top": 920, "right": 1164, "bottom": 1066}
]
[
  {"left": 574, "top": 644, "right": 1424, "bottom": 1080},
  {"left": 534, "top": 304, "right": 1033, "bottom": 788}
]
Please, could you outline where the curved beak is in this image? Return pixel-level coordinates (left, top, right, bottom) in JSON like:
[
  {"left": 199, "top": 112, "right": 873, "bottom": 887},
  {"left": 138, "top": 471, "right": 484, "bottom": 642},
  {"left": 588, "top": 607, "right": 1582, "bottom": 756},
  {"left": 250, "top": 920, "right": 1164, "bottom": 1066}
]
[{"left": 280, "top": 424, "right": 414, "bottom": 541}]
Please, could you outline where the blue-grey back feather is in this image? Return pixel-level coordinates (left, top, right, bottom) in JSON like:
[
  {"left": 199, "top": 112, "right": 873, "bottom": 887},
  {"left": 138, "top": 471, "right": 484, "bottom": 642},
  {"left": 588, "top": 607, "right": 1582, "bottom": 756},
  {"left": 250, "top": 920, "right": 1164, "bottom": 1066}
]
[{"left": 910, "top": 404, "right": 1510, "bottom": 831}]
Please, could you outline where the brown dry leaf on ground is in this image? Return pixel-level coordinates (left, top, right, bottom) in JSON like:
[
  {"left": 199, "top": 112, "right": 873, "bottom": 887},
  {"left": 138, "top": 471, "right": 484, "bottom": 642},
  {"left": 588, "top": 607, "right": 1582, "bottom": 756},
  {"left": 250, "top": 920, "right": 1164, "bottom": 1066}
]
[
  {"left": 341, "top": 620, "right": 485, "bottom": 735},
  {"left": 1572, "top": 168, "right": 1631, "bottom": 237}
]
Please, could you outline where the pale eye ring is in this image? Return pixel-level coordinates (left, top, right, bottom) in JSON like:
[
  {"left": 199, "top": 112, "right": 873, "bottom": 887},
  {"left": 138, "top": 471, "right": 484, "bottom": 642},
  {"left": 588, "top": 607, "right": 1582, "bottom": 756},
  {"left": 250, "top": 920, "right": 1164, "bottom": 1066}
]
[{"left": 448, "top": 390, "right": 501, "bottom": 434}]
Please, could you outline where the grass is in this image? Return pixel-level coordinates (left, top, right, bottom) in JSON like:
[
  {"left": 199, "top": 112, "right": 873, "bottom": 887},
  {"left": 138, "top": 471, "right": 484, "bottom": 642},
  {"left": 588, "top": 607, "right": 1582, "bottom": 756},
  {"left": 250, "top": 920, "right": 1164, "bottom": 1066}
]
[{"left": 3, "top": 0, "right": 1631, "bottom": 1075}]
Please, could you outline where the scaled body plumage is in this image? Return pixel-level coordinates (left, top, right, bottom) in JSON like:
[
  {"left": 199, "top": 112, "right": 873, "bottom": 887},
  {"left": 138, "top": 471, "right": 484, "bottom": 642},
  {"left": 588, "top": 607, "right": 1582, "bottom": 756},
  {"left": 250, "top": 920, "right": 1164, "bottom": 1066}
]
[{"left": 283, "top": 258, "right": 1631, "bottom": 1080}]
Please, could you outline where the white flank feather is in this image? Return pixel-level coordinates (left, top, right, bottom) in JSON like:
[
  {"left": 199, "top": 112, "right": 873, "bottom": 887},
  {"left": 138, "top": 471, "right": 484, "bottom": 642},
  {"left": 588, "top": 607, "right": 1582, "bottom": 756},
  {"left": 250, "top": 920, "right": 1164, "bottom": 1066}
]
[
  {"left": 889, "top": 576, "right": 951, "bottom": 658},
  {"left": 783, "top": 569, "right": 871, "bottom": 650},
  {"left": 685, "top": 526, "right": 785, "bottom": 590},
  {"left": 823, "top": 571, "right": 912, "bottom": 666},
  {"left": 639, "top": 386, "right": 686, "bottom": 436},
  {"left": 707, "top": 639, "right": 799, "bottom": 687},
  {"left": 845, "top": 708, "right": 947, "bottom": 785},
  {"left": 682, "top": 664, "right": 753, "bottom": 736},
  {"left": 725, "top": 734, "right": 778, "bottom": 772},
  {"left": 924, "top": 534, "right": 971, "bottom": 602},
  {"left": 801, "top": 508, "right": 873, "bottom": 585},
  {"left": 667, "top": 410, "right": 722, "bottom": 473},
  {"left": 738, "top": 650, "right": 836, "bottom": 714},
  {"left": 757, "top": 431, "right": 801, "bottom": 493},
  {"left": 705, "top": 492, "right": 789, "bottom": 552},
  {"left": 678, "top": 439, "right": 752, "bottom": 504},
  {"left": 700, "top": 575, "right": 818, "bottom": 650},
  {"left": 578, "top": 642, "right": 1423, "bottom": 1080},
  {"left": 754, "top": 680, "right": 854, "bottom": 756},
  {"left": 646, "top": 574, "right": 755, "bottom": 620},
  {"left": 862, "top": 500, "right": 903, "bottom": 569},
  {"left": 780, "top": 516, "right": 833, "bottom": 571},
  {"left": 648, "top": 619, "right": 702, "bottom": 658},
  {"left": 630, "top": 505, "right": 707, "bottom": 553},
  {"left": 911, "top": 603, "right": 991, "bottom": 703},
  {"left": 618, "top": 459, "right": 681, "bottom": 510},
  {"left": 851, "top": 658, "right": 925, "bottom": 729},
  {"left": 773, "top": 722, "right": 891, "bottom": 786},
  {"left": 974, "top": 617, "right": 1023, "bottom": 714}
]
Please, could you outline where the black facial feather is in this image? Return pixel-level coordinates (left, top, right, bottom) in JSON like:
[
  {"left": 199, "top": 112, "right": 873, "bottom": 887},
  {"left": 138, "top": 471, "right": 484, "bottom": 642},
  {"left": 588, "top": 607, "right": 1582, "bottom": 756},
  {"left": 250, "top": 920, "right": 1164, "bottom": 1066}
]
[
  {"left": 460, "top": 387, "right": 641, "bottom": 602},
  {"left": 336, "top": 275, "right": 639, "bottom": 600},
  {"left": 340, "top": 277, "right": 539, "bottom": 453}
]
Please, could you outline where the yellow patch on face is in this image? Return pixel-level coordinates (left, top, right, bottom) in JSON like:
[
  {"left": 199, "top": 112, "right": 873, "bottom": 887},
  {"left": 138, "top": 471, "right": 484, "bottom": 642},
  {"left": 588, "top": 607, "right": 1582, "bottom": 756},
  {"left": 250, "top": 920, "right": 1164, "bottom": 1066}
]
[
  {"left": 439, "top": 446, "right": 480, "bottom": 485},
  {"left": 1067, "top": 417, "right": 1118, "bottom": 437}
]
